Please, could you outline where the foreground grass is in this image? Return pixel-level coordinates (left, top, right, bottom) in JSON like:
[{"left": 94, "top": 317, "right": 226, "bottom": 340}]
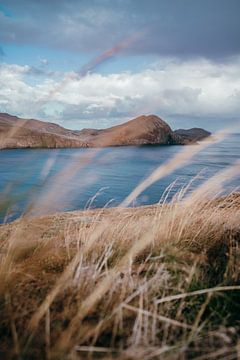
[{"left": 0, "top": 194, "right": 240, "bottom": 359}]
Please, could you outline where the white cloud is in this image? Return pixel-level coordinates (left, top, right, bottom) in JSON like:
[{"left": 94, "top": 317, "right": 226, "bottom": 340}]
[
  {"left": 0, "top": 58, "right": 240, "bottom": 129},
  {"left": 40, "top": 58, "right": 49, "bottom": 66}
]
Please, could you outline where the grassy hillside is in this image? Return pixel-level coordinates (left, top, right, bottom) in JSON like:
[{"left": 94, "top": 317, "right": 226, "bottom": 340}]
[{"left": 0, "top": 193, "right": 240, "bottom": 359}]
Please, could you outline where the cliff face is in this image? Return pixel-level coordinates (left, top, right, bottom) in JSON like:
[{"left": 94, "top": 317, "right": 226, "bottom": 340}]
[{"left": 0, "top": 113, "right": 210, "bottom": 149}]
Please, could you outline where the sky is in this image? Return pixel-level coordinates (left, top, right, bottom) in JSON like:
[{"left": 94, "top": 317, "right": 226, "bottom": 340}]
[{"left": 0, "top": 0, "right": 240, "bottom": 131}]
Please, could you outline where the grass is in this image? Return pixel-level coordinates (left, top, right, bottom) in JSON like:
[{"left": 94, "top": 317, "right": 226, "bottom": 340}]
[{"left": 0, "top": 192, "right": 240, "bottom": 359}]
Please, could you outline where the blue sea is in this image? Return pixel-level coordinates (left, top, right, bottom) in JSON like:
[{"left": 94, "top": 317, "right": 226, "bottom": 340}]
[{"left": 0, "top": 134, "right": 239, "bottom": 223}]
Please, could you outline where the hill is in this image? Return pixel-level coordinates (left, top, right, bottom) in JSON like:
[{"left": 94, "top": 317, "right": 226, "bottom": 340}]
[
  {"left": 0, "top": 113, "right": 210, "bottom": 149},
  {"left": 174, "top": 127, "right": 212, "bottom": 143}
]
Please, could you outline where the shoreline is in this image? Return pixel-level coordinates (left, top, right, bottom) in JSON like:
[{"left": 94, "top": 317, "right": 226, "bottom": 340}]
[
  {"left": 0, "top": 142, "right": 190, "bottom": 151},
  {"left": 1, "top": 191, "right": 239, "bottom": 227},
  {"left": 1, "top": 191, "right": 239, "bottom": 226}
]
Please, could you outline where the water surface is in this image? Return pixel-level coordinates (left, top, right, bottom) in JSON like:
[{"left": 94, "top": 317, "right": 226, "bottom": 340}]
[{"left": 0, "top": 134, "right": 239, "bottom": 222}]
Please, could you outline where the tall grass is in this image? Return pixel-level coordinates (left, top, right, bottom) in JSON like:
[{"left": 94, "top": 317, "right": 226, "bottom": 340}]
[{"left": 0, "top": 137, "right": 240, "bottom": 359}]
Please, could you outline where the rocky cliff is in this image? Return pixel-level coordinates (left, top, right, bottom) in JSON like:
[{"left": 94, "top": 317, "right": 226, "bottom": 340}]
[{"left": 0, "top": 113, "right": 210, "bottom": 149}]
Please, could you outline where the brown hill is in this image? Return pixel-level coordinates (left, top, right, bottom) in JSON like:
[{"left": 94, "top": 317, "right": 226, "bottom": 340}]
[
  {"left": 79, "top": 115, "right": 181, "bottom": 147},
  {"left": 0, "top": 113, "right": 210, "bottom": 149},
  {"left": 0, "top": 113, "right": 87, "bottom": 149}
]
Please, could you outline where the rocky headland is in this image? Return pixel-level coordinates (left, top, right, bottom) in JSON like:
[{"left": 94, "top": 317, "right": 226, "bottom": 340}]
[{"left": 0, "top": 113, "right": 211, "bottom": 149}]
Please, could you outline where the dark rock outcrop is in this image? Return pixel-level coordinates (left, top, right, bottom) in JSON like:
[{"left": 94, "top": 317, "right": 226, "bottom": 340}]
[
  {"left": 0, "top": 113, "right": 210, "bottom": 149},
  {"left": 174, "top": 128, "right": 211, "bottom": 144}
]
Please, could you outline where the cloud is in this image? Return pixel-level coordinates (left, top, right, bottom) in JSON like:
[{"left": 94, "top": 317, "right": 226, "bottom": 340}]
[
  {"left": 40, "top": 58, "right": 49, "bottom": 66},
  {"left": 0, "top": 1, "right": 132, "bottom": 53},
  {"left": 1, "top": 57, "right": 240, "bottom": 130},
  {"left": 0, "top": 0, "right": 240, "bottom": 59}
]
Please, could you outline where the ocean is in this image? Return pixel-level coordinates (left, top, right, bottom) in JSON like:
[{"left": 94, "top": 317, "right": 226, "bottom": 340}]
[{"left": 0, "top": 134, "right": 239, "bottom": 223}]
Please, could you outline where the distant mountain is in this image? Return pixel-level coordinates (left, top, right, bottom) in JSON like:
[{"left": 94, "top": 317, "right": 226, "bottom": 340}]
[
  {"left": 0, "top": 113, "right": 211, "bottom": 149},
  {"left": 174, "top": 128, "right": 212, "bottom": 143}
]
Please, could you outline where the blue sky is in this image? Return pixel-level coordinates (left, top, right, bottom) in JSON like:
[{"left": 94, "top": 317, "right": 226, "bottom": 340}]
[{"left": 0, "top": 0, "right": 240, "bottom": 130}]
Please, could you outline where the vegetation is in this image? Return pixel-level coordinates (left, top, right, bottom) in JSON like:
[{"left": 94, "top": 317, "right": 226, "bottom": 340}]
[{"left": 0, "top": 190, "right": 240, "bottom": 359}]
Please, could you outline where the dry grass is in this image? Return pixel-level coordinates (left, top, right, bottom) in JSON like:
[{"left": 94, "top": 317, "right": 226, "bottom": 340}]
[{"left": 0, "top": 191, "right": 240, "bottom": 359}]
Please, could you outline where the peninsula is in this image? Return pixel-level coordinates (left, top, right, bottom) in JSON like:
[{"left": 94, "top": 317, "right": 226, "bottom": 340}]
[{"left": 0, "top": 113, "right": 211, "bottom": 149}]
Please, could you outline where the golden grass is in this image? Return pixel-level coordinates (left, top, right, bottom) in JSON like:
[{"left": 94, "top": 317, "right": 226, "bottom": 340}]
[{"left": 0, "top": 191, "right": 240, "bottom": 359}]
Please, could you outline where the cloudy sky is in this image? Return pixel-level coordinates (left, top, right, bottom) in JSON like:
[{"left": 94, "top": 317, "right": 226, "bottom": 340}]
[{"left": 0, "top": 0, "right": 240, "bottom": 130}]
